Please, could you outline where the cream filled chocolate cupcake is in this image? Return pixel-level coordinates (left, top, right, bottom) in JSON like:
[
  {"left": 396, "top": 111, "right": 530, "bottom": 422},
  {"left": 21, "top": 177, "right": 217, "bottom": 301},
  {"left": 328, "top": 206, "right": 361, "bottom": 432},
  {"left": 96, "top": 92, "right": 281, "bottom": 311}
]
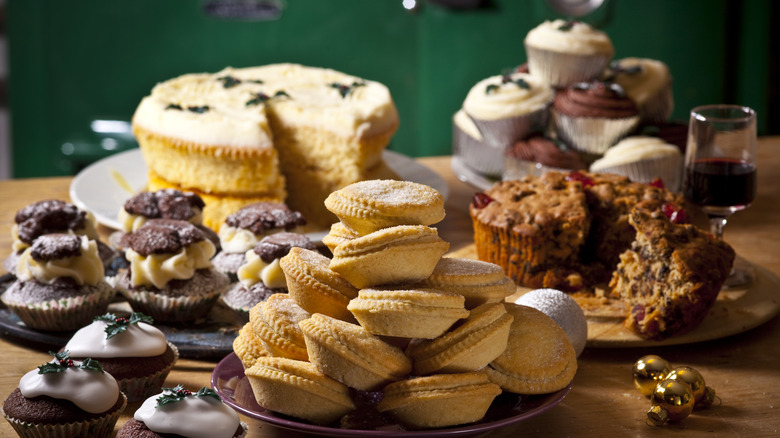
[
  {"left": 2, "top": 351, "right": 126, "bottom": 438},
  {"left": 3, "top": 199, "right": 118, "bottom": 275},
  {"left": 605, "top": 58, "right": 674, "bottom": 125},
  {"left": 590, "top": 135, "right": 683, "bottom": 191},
  {"left": 460, "top": 72, "right": 554, "bottom": 176},
  {"left": 222, "top": 232, "right": 315, "bottom": 321},
  {"left": 504, "top": 134, "right": 588, "bottom": 180},
  {"left": 63, "top": 312, "right": 179, "bottom": 402},
  {"left": 524, "top": 19, "right": 614, "bottom": 88},
  {"left": 1, "top": 234, "right": 116, "bottom": 331},
  {"left": 117, "top": 219, "right": 230, "bottom": 323},
  {"left": 551, "top": 80, "right": 640, "bottom": 156},
  {"left": 211, "top": 202, "right": 306, "bottom": 278},
  {"left": 117, "top": 385, "right": 248, "bottom": 438}
]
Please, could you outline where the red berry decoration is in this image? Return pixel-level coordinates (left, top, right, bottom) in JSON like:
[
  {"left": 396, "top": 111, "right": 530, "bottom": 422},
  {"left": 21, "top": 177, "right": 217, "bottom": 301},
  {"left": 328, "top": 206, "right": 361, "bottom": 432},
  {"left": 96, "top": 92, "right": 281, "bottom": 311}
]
[
  {"left": 649, "top": 178, "right": 665, "bottom": 189},
  {"left": 472, "top": 193, "right": 495, "bottom": 209},
  {"left": 565, "top": 171, "right": 594, "bottom": 188},
  {"left": 662, "top": 204, "right": 687, "bottom": 224}
]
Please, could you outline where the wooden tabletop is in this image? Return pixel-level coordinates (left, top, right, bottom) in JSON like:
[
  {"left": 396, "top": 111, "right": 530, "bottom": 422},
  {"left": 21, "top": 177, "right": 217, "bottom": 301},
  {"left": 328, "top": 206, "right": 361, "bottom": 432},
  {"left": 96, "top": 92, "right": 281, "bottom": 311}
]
[{"left": 1, "top": 137, "right": 779, "bottom": 437}]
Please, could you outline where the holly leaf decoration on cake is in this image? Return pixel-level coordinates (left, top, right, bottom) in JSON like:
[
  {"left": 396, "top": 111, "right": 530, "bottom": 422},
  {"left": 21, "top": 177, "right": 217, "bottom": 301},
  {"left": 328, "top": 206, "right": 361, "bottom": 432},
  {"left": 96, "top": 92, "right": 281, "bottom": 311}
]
[
  {"left": 37, "top": 351, "right": 104, "bottom": 374},
  {"left": 558, "top": 20, "right": 578, "bottom": 31},
  {"left": 165, "top": 103, "right": 210, "bottom": 114},
  {"left": 156, "top": 385, "right": 221, "bottom": 407},
  {"left": 485, "top": 76, "right": 530, "bottom": 95},
  {"left": 95, "top": 312, "right": 154, "bottom": 339},
  {"left": 246, "top": 90, "right": 290, "bottom": 106},
  {"left": 329, "top": 81, "right": 366, "bottom": 98},
  {"left": 217, "top": 75, "right": 242, "bottom": 88}
]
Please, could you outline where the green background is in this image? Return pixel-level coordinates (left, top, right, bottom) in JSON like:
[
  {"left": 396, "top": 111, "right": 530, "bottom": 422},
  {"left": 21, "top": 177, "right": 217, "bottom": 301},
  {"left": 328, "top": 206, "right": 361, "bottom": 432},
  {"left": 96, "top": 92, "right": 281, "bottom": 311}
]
[{"left": 6, "top": 0, "right": 774, "bottom": 177}]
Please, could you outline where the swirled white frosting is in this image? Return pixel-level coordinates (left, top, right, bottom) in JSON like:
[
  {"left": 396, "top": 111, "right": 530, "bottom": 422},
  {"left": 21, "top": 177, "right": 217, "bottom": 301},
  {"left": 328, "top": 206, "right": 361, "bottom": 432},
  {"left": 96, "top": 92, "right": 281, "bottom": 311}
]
[
  {"left": 463, "top": 73, "right": 553, "bottom": 120},
  {"left": 590, "top": 136, "right": 681, "bottom": 170},
  {"left": 119, "top": 208, "right": 204, "bottom": 233},
  {"left": 11, "top": 211, "right": 100, "bottom": 253},
  {"left": 132, "top": 63, "right": 398, "bottom": 148},
  {"left": 134, "top": 390, "right": 240, "bottom": 438},
  {"left": 524, "top": 19, "right": 614, "bottom": 55},
  {"left": 19, "top": 362, "right": 120, "bottom": 414},
  {"left": 64, "top": 319, "right": 168, "bottom": 358},
  {"left": 453, "top": 110, "right": 483, "bottom": 141},
  {"left": 610, "top": 57, "right": 671, "bottom": 105},
  {"left": 126, "top": 239, "right": 215, "bottom": 289},
  {"left": 15, "top": 236, "right": 104, "bottom": 286},
  {"left": 218, "top": 224, "right": 302, "bottom": 254},
  {"left": 237, "top": 249, "right": 287, "bottom": 289}
]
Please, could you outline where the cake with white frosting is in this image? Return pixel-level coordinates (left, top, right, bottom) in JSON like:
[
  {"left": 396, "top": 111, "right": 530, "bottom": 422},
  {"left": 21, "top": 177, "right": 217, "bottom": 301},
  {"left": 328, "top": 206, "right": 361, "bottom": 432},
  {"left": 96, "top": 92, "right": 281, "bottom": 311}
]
[
  {"left": 590, "top": 135, "right": 683, "bottom": 191},
  {"left": 132, "top": 63, "right": 400, "bottom": 229},
  {"left": 1, "top": 351, "right": 126, "bottom": 438},
  {"left": 64, "top": 312, "right": 179, "bottom": 402}
]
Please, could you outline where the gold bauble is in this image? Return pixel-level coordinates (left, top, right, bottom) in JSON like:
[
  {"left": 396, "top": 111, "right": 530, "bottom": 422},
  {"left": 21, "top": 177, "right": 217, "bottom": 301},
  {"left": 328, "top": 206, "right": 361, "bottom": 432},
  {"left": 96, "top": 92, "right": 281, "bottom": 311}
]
[
  {"left": 667, "top": 366, "right": 716, "bottom": 408},
  {"left": 647, "top": 378, "right": 695, "bottom": 425},
  {"left": 633, "top": 355, "right": 672, "bottom": 397}
]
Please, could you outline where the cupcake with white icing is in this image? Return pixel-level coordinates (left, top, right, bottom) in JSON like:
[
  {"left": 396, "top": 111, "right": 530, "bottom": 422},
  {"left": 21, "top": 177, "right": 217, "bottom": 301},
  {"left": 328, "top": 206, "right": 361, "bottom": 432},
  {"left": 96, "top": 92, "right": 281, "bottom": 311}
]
[
  {"left": 590, "top": 135, "right": 683, "bottom": 191},
  {"left": 1, "top": 234, "right": 116, "bottom": 331},
  {"left": 63, "top": 312, "right": 179, "bottom": 402},
  {"left": 116, "top": 385, "right": 248, "bottom": 438},
  {"left": 117, "top": 219, "right": 230, "bottom": 323},
  {"left": 524, "top": 19, "right": 614, "bottom": 88},
  {"left": 605, "top": 58, "right": 674, "bottom": 125},
  {"left": 459, "top": 71, "right": 554, "bottom": 176},
  {"left": 1, "top": 351, "right": 127, "bottom": 438},
  {"left": 212, "top": 202, "right": 306, "bottom": 279}
]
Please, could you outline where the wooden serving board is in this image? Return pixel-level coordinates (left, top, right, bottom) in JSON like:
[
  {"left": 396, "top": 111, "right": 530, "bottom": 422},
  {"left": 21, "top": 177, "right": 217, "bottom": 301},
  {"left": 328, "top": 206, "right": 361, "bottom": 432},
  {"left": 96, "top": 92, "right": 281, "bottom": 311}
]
[{"left": 449, "top": 245, "right": 780, "bottom": 348}]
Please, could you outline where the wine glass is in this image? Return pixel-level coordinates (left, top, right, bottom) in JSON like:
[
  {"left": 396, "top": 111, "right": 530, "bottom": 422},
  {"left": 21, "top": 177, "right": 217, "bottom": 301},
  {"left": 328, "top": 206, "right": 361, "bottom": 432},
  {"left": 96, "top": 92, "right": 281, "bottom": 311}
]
[{"left": 682, "top": 104, "right": 757, "bottom": 287}]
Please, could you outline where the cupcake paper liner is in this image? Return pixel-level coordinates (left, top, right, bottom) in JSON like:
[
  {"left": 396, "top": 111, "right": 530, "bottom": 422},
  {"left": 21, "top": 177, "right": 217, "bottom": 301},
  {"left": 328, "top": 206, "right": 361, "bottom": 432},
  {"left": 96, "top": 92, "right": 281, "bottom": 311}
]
[
  {"left": 2, "top": 393, "right": 126, "bottom": 438},
  {"left": 452, "top": 120, "right": 503, "bottom": 177},
  {"left": 120, "top": 287, "right": 225, "bottom": 323},
  {"left": 117, "top": 342, "right": 180, "bottom": 403},
  {"left": 637, "top": 86, "right": 674, "bottom": 125},
  {"left": 592, "top": 153, "right": 683, "bottom": 192},
  {"left": 1, "top": 286, "right": 116, "bottom": 332},
  {"left": 552, "top": 110, "right": 640, "bottom": 155},
  {"left": 525, "top": 45, "right": 612, "bottom": 88}
]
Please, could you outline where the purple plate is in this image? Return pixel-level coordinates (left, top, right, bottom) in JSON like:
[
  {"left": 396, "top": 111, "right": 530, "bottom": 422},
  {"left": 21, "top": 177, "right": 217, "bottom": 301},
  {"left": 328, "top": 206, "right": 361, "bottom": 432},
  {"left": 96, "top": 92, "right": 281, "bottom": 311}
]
[{"left": 211, "top": 353, "right": 571, "bottom": 437}]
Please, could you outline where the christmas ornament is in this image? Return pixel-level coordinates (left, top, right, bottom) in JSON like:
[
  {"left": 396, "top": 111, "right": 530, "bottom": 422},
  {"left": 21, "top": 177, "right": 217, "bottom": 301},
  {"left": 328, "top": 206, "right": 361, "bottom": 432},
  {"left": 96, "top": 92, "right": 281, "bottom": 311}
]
[
  {"left": 633, "top": 355, "right": 672, "bottom": 397},
  {"left": 647, "top": 378, "right": 695, "bottom": 425},
  {"left": 666, "top": 366, "right": 716, "bottom": 408}
]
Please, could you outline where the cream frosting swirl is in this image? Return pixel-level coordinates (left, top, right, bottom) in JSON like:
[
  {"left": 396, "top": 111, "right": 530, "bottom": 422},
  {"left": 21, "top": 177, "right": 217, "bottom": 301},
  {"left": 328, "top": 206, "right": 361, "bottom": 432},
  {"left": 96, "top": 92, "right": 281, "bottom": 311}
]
[
  {"left": 237, "top": 249, "right": 287, "bottom": 289},
  {"left": 608, "top": 58, "right": 671, "bottom": 105},
  {"left": 19, "top": 361, "right": 120, "bottom": 413},
  {"left": 590, "top": 136, "right": 681, "bottom": 170},
  {"left": 463, "top": 73, "right": 553, "bottom": 120},
  {"left": 218, "top": 224, "right": 302, "bottom": 254},
  {"left": 524, "top": 19, "right": 614, "bottom": 55},
  {"left": 126, "top": 239, "right": 215, "bottom": 289},
  {"left": 64, "top": 318, "right": 168, "bottom": 358},
  {"left": 133, "top": 389, "right": 241, "bottom": 438},
  {"left": 15, "top": 236, "right": 104, "bottom": 286}
]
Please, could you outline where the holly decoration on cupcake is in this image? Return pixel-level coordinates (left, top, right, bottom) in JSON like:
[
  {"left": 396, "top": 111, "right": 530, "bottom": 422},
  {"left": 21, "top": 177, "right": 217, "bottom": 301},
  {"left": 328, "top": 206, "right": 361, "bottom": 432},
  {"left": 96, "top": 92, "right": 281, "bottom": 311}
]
[
  {"left": 156, "top": 385, "right": 221, "bottom": 407},
  {"left": 330, "top": 81, "right": 366, "bottom": 98},
  {"left": 38, "top": 351, "right": 104, "bottom": 374},
  {"left": 95, "top": 312, "right": 155, "bottom": 339}
]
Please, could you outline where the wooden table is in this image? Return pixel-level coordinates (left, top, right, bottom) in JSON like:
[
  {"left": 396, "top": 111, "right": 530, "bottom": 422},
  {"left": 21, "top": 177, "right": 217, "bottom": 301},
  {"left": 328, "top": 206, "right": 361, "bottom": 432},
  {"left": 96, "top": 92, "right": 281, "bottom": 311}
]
[{"left": 1, "top": 137, "right": 779, "bottom": 437}]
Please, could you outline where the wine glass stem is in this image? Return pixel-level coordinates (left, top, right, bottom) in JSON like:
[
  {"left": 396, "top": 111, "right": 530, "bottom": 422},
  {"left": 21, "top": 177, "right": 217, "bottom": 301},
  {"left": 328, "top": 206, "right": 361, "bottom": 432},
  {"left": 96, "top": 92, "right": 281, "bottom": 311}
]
[{"left": 709, "top": 215, "right": 729, "bottom": 240}]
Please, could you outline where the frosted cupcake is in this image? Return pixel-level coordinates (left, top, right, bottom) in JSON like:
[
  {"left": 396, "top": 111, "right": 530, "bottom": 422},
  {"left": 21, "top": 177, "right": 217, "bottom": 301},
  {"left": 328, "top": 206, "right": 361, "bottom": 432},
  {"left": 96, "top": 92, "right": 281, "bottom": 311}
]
[
  {"left": 2, "top": 351, "right": 126, "bottom": 438},
  {"left": 460, "top": 72, "right": 554, "bottom": 176},
  {"left": 551, "top": 80, "right": 640, "bottom": 156},
  {"left": 605, "top": 58, "right": 674, "bottom": 124},
  {"left": 3, "top": 199, "right": 118, "bottom": 275},
  {"left": 1, "top": 234, "right": 116, "bottom": 331},
  {"left": 117, "top": 385, "right": 248, "bottom": 438},
  {"left": 590, "top": 136, "right": 683, "bottom": 191},
  {"left": 221, "top": 232, "right": 315, "bottom": 322},
  {"left": 211, "top": 202, "right": 306, "bottom": 278},
  {"left": 504, "top": 134, "right": 587, "bottom": 180},
  {"left": 117, "top": 219, "right": 230, "bottom": 323},
  {"left": 524, "top": 19, "right": 614, "bottom": 88},
  {"left": 63, "top": 312, "right": 179, "bottom": 402},
  {"left": 452, "top": 109, "right": 488, "bottom": 172}
]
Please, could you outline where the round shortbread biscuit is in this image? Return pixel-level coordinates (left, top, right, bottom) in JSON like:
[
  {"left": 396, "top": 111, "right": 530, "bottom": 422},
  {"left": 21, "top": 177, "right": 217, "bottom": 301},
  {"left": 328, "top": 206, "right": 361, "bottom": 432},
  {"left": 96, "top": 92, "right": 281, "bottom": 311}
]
[
  {"left": 417, "top": 257, "right": 517, "bottom": 309},
  {"left": 324, "top": 180, "right": 445, "bottom": 235}
]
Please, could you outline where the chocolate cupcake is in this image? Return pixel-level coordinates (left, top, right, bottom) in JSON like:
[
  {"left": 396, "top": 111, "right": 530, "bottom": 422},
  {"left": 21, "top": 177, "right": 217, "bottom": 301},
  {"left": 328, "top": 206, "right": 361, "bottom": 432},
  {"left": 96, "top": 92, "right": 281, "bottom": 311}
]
[
  {"left": 605, "top": 58, "right": 674, "bottom": 125},
  {"left": 117, "top": 219, "right": 230, "bottom": 323},
  {"left": 63, "top": 312, "right": 179, "bottom": 402},
  {"left": 116, "top": 385, "right": 247, "bottom": 438},
  {"left": 222, "top": 232, "right": 315, "bottom": 321},
  {"left": 551, "top": 80, "right": 640, "bottom": 156},
  {"left": 212, "top": 202, "right": 306, "bottom": 278},
  {"left": 504, "top": 134, "right": 587, "bottom": 180},
  {"left": 1, "top": 234, "right": 116, "bottom": 331},
  {"left": 3, "top": 199, "right": 118, "bottom": 275},
  {"left": 112, "top": 189, "right": 219, "bottom": 252},
  {"left": 2, "top": 351, "right": 126, "bottom": 438}
]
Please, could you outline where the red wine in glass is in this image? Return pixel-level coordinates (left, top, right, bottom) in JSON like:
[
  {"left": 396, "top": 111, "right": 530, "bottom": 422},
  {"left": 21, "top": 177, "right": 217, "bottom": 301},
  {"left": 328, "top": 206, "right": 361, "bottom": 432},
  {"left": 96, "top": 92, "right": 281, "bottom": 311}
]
[{"left": 684, "top": 158, "right": 757, "bottom": 216}]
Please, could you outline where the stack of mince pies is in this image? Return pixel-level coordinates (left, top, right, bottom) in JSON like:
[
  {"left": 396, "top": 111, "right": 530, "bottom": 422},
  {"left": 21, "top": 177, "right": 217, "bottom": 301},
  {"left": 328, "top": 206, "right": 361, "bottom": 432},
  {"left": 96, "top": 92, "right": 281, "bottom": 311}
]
[{"left": 232, "top": 180, "right": 577, "bottom": 430}]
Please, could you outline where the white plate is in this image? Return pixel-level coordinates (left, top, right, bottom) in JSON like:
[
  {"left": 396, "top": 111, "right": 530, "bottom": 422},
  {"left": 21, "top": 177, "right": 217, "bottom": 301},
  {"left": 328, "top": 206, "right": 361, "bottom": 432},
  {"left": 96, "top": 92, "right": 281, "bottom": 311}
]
[
  {"left": 450, "top": 156, "right": 497, "bottom": 191},
  {"left": 70, "top": 149, "right": 449, "bottom": 233}
]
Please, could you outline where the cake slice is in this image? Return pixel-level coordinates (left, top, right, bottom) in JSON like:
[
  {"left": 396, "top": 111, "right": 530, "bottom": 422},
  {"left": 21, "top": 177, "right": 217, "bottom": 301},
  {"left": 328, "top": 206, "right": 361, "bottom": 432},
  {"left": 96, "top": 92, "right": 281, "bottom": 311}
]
[{"left": 610, "top": 205, "right": 735, "bottom": 340}]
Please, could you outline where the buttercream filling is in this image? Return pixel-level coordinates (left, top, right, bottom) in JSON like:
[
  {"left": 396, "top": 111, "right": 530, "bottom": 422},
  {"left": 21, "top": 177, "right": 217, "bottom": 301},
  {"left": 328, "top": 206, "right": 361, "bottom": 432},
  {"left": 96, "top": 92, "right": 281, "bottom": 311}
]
[
  {"left": 15, "top": 236, "right": 104, "bottom": 286},
  {"left": 126, "top": 239, "right": 215, "bottom": 289}
]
